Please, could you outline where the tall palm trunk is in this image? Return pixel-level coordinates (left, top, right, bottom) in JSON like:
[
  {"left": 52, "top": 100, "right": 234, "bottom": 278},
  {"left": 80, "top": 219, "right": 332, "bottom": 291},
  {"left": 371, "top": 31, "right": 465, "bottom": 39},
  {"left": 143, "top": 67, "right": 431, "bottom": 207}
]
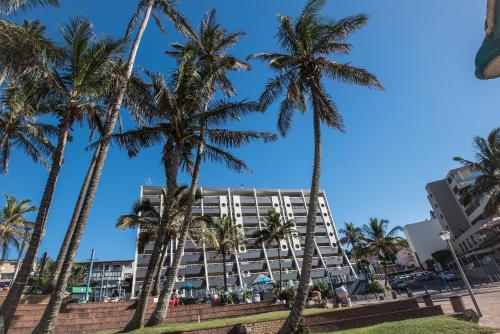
[
  {"left": 124, "top": 146, "right": 180, "bottom": 331},
  {"left": 1, "top": 140, "right": 9, "bottom": 175},
  {"left": 279, "top": 85, "right": 322, "bottom": 334},
  {"left": 1, "top": 243, "right": 7, "bottom": 261},
  {"left": 46, "top": 144, "right": 100, "bottom": 293},
  {"left": 0, "top": 115, "right": 71, "bottom": 334},
  {"left": 222, "top": 252, "right": 228, "bottom": 293},
  {"left": 152, "top": 242, "right": 168, "bottom": 296},
  {"left": 32, "top": 5, "right": 153, "bottom": 334},
  {"left": 277, "top": 244, "right": 282, "bottom": 293},
  {"left": 147, "top": 130, "right": 205, "bottom": 327}
]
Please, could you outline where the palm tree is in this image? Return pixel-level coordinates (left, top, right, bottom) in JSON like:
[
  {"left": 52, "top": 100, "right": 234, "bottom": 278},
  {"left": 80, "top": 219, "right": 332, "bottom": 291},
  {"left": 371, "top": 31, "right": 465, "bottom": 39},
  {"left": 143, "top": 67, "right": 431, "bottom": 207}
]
[
  {"left": 0, "top": 0, "right": 58, "bottom": 15},
  {"left": 250, "top": 1, "right": 383, "bottom": 332},
  {"left": 200, "top": 216, "right": 245, "bottom": 293},
  {"left": 147, "top": 11, "right": 266, "bottom": 326},
  {"left": 0, "top": 83, "right": 56, "bottom": 175},
  {"left": 362, "top": 218, "right": 404, "bottom": 286},
  {"left": 116, "top": 186, "right": 206, "bottom": 296},
  {"left": 118, "top": 65, "right": 274, "bottom": 330},
  {"left": 0, "top": 195, "right": 36, "bottom": 260},
  {"left": 454, "top": 127, "right": 500, "bottom": 218},
  {"left": 339, "top": 222, "right": 364, "bottom": 274},
  {"left": 1, "top": 17, "right": 124, "bottom": 333},
  {"left": 32, "top": 3, "right": 195, "bottom": 333},
  {"left": 257, "top": 208, "right": 296, "bottom": 292}
]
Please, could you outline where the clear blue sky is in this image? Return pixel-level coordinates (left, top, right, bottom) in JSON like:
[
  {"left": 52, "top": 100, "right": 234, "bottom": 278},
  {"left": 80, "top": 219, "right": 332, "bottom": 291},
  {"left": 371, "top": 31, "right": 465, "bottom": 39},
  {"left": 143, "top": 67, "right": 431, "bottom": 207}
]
[{"left": 1, "top": 0, "right": 498, "bottom": 261}]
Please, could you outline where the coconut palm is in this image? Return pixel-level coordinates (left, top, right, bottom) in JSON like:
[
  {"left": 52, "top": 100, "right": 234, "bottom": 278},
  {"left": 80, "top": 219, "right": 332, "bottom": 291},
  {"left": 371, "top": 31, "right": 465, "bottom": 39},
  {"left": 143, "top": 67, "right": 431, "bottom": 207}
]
[
  {"left": 147, "top": 11, "right": 259, "bottom": 326},
  {"left": 454, "top": 127, "right": 500, "bottom": 218},
  {"left": 0, "top": 0, "right": 58, "bottom": 15},
  {"left": 116, "top": 186, "right": 207, "bottom": 296},
  {"left": 0, "top": 195, "right": 36, "bottom": 260},
  {"left": 33, "top": 4, "right": 195, "bottom": 332},
  {"left": 1, "top": 17, "right": 124, "bottom": 333},
  {"left": 118, "top": 65, "right": 274, "bottom": 330},
  {"left": 362, "top": 218, "right": 404, "bottom": 285},
  {"left": 250, "top": 1, "right": 382, "bottom": 332},
  {"left": 200, "top": 216, "right": 245, "bottom": 293},
  {"left": 339, "top": 222, "right": 364, "bottom": 274},
  {"left": 0, "top": 83, "right": 56, "bottom": 175},
  {"left": 257, "top": 208, "right": 296, "bottom": 292}
]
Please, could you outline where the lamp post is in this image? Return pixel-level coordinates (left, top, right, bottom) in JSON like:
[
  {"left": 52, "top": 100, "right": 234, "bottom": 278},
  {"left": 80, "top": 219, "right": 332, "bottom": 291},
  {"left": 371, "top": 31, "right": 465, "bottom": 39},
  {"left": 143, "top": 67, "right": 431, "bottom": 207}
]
[{"left": 439, "top": 231, "right": 482, "bottom": 317}]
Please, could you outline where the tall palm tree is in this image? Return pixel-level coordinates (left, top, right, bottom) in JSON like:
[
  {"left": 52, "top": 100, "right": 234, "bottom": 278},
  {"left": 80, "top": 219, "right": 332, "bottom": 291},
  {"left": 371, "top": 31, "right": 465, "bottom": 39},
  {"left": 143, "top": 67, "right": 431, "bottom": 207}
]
[
  {"left": 200, "top": 216, "right": 245, "bottom": 293},
  {"left": 0, "top": 0, "right": 58, "bottom": 15},
  {"left": 0, "top": 195, "right": 36, "bottom": 260},
  {"left": 362, "top": 218, "right": 404, "bottom": 286},
  {"left": 250, "top": 1, "right": 382, "bottom": 332},
  {"left": 116, "top": 186, "right": 206, "bottom": 296},
  {"left": 454, "top": 127, "right": 500, "bottom": 218},
  {"left": 0, "top": 17, "right": 124, "bottom": 334},
  {"left": 32, "top": 3, "right": 195, "bottom": 333},
  {"left": 257, "top": 208, "right": 296, "bottom": 292},
  {"left": 339, "top": 222, "right": 364, "bottom": 274},
  {"left": 0, "top": 83, "right": 56, "bottom": 175},
  {"left": 148, "top": 11, "right": 261, "bottom": 326}
]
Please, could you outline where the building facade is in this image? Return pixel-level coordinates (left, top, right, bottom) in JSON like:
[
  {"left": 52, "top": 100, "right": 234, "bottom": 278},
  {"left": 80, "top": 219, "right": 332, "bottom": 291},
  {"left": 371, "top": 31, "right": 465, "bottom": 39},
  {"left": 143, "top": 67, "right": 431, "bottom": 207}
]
[
  {"left": 133, "top": 187, "right": 355, "bottom": 294},
  {"left": 425, "top": 166, "right": 499, "bottom": 272},
  {"left": 403, "top": 219, "right": 447, "bottom": 269},
  {"left": 78, "top": 259, "right": 135, "bottom": 300}
]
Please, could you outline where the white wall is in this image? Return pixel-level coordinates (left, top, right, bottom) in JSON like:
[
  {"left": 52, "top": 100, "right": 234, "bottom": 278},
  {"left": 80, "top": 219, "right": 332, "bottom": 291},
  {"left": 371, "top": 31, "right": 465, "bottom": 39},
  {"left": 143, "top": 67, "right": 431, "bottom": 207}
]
[{"left": 404, "top": 219, "right": 447, "bottom": 268}]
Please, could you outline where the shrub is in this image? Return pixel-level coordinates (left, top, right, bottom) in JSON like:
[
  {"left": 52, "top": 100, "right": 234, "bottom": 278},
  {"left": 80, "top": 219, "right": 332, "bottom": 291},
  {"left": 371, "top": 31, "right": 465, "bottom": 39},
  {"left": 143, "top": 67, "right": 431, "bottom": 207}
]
[
  {"left": 312, "top": 281, "right": 332, "bottom": 299},
  {"left": 279, "top": 288, "right": 295, "bottom": 303},
  {"left": 364, "top": 280, "right": 385, "bottom": 294}
]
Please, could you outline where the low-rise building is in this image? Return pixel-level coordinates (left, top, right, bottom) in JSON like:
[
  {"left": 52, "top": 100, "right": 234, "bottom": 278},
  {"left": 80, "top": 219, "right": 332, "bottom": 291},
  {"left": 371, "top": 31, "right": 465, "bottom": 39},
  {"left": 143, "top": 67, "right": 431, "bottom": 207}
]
[
  {"left": 403, "top": 219, "right": 447, "bottom": 269},
  {"left": 0, "top": 260, "right": 17, "bottom": 284}
]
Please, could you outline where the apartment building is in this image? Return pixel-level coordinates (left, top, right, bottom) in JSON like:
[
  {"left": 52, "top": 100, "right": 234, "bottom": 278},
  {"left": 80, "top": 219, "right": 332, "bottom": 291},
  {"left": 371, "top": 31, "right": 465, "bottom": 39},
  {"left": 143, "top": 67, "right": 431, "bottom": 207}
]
[
  {"left": 403, "top": 219, "right": 447, "bottom": 269},
  {"left": 78, "top": 259, "right": 135, "bottom": 299},
  {"left": 133, "top": 187, "right": 355, "bottom": 294},
  {"left": 425, "top": 166, "right": 499, "bottom": 269}
]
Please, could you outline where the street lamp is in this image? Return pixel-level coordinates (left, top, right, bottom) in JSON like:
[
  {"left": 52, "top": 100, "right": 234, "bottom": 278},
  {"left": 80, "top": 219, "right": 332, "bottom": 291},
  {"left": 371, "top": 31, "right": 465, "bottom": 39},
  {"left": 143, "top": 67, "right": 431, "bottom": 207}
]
[{"left": 439, "top": 231, "right": 482, "bottom": 317}]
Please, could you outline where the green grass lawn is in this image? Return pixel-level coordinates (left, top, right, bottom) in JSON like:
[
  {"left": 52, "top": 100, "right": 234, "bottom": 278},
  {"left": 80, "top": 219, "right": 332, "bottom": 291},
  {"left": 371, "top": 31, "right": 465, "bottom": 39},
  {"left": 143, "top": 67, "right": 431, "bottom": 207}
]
[
  {"left": 120, "top": 308, "right": 332, "bottom": 334},
  {"left": 323, "top": 316, "right": 496, "bottom": 334}
]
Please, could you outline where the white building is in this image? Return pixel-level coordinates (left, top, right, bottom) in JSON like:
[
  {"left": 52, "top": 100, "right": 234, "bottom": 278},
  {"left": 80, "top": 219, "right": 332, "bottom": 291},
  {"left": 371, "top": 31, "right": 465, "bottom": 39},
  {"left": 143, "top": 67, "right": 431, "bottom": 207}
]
[{"left": 403, "top": 219, "right": 447, "bottom": 269}]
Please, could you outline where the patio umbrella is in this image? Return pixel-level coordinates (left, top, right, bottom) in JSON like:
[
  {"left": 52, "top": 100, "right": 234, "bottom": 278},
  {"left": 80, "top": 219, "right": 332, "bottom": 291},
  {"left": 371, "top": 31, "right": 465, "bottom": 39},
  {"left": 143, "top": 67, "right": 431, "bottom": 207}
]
[
  {"left": 252, "top": 274, "right": 272, "bottom": 285},
  {"left": 181, "top": 283, "right": 194, "bottom": 297}
]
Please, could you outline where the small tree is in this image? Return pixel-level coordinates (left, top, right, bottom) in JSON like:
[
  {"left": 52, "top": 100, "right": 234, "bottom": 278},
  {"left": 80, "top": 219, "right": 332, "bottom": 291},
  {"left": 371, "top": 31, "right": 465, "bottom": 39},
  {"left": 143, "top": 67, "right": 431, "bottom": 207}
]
[
  {"left": 201, "top": 216, "right": 245, "bottom": 293},
  {"left": 257, "top": 208, "right": 296, "bottom": 292}
]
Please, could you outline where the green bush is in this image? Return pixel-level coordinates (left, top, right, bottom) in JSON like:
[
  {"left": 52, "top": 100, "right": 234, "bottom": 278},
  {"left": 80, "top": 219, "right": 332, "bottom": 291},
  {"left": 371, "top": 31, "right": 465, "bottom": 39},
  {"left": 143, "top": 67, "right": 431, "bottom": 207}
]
[
  {"left": 312, "top": 281, "right": 332, "bottom": 299},
  {"left": 364, "top": 280, "right": 385, "bottom": 294},
  {"left": 279, "top": 288, "right": 295, "bottom": 303},
  {"left": 180, "top": 297, "right": 203, "bottom": 305}
]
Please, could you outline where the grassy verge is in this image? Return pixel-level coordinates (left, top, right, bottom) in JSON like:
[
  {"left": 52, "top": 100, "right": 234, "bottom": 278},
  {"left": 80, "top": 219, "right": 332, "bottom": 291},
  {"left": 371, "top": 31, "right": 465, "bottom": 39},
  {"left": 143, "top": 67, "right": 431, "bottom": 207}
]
[
  {"left": 120, "top": 308, "right": 331, "bottom": 334},
  {"left": 323, "top": 316, "right": 497, "bottom": 334}
]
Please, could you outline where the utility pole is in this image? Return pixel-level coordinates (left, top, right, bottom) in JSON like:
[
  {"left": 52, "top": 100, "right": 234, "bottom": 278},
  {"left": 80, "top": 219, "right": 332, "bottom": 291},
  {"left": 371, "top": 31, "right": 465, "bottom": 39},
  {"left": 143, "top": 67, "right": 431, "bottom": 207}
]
[{"left": 85, "top": 249, "right": 95, "bottom": 302}]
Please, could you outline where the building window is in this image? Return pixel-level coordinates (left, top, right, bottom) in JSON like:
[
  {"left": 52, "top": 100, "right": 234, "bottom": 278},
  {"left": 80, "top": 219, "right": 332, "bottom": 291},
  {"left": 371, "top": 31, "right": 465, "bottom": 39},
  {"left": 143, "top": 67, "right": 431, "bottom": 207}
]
[
  {"left": 453, "top": 186, "right": 459, "bottom": 194},
  {"left": 447, "top": 177, "right": 453, "bottom": 184}
]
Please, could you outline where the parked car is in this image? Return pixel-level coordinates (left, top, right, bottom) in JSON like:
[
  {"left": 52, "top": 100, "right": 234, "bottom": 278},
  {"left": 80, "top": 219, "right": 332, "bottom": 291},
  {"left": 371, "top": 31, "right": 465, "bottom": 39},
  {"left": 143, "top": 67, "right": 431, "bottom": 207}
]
[
  {"left": 390, "top": 279, "right": 407, "bottom": 290},
  {"left": 438, "top": 271, "right": 457, "bottom": 281},
  {"left": 415, "top": 271, "right": 434, "bottom": 281},
  {"left": 0, "top": 282, "right": 9, "bottom": 291}
]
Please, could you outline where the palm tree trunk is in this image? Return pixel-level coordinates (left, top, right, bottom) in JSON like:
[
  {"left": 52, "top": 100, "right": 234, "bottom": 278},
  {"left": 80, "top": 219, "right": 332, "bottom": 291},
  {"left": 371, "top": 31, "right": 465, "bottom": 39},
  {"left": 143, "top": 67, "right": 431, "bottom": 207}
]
[
  {"left": 1, "top": 243, "right": 7, "bottom": 261},
  {"left": 279, "top": 85, "right": 322, "bottom": 334},
  {"left": 278, "top": 245, "right": 282, "bottom": 293},
  {"left": 124, "top": 146, "right": 180, "bottom": 332},
  {"left": 152, "top": 242, "right": 168, "bottom": 297},
  {"left": 147, "top": 128, "right": 205, "bottom": 327},
  {"left": 46, "top": 144, "right": 100, "bottom": 293},
  {"left": 222, "top": 253, "right": 228, "bottom": 294},
  {"left": 0, "top": 115, "right": 71, "bottom": 334},
  {"left": 1, "top": 145, "right": 9, "bottom": 175},
  {"left": 32, "top": 4, "right": 153, "bottom": 334}
]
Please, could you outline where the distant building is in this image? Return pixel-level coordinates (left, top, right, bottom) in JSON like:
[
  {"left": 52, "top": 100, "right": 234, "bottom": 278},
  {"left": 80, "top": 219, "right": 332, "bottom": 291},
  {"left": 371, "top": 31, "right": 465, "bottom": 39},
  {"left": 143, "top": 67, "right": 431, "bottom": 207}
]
[
  {"left": 395, "top": 249, "right": 416, "bottom": 268},
  {"left": 77, "top": 259, "right": 134, "bottom": 300},
  {"left": 403, "top": 219, "right": 447, "bottom": 269},
  {"left": 425, "top": 166, "right": 499, "bottom": 274},
  {"left": 0, "top": 260, "right": 17, "bottom": 284},
  {"left": 134, "top": 187, "right": 356, "bottom": 294}
]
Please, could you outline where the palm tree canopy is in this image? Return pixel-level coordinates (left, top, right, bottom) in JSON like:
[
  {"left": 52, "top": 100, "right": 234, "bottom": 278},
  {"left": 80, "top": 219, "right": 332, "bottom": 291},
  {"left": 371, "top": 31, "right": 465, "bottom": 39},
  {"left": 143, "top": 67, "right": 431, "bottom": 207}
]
[
  {"left": 361, "top": 218, "right": 404, "bottom": 257},
  {"left": 0, "top": 0, "right": 58, "bottom": 15},
  {"left": 0, "top": 83, "right": 57, "bottom": 174},
  {"left": 339, "top": 222, "right": 364, "bottom": 250},
  {"left": 116, "top": 186, "right": 208, "bottom": 253},
  {"left": 453, "top": 127, "right": 500, "bottom": 217},
  {"left": 0, "top": 195, "right": 36, "bottom": 259},
  {"left": 250, "top": 0, "right": 383, "bottom": 136},
  {"left": 258, "top": 208, "right": 297, "bottom": 247},
  {"left": 201, "top": 215, "right": 245, "bottom": 256}
]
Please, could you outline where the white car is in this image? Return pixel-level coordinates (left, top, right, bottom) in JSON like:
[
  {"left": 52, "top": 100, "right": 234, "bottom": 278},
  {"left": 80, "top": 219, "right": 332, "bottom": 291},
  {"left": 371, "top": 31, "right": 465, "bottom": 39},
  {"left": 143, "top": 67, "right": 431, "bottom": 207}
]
[{"left": 439, "top": 271, "right": 457, "bottom": 281}]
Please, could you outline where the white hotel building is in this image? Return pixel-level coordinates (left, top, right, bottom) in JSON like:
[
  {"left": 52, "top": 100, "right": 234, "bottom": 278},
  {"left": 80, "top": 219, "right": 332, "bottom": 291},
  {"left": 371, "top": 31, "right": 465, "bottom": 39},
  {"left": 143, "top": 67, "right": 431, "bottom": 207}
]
[{"left": 132, "top": 187, "right": 355, "bottom": 293}]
